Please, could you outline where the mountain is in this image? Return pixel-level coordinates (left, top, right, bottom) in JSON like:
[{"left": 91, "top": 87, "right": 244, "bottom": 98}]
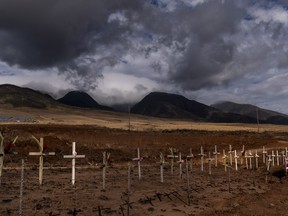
[
  {"left": 0, "top": 84, "right": 59, "bottom": 109},
  {"left": 57, "top": 91, "right": 112, "bottom": 110},
  {"left": 212, "top": 101, "right": 288, "bottom": 125},
  {"left": 131, "top": 92, "right": 257, "bottom": 123}
]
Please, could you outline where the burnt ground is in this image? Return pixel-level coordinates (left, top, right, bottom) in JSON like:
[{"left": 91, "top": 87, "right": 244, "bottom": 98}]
[{"left": 0, "top": 124, "right": 288, "bottom": 215}]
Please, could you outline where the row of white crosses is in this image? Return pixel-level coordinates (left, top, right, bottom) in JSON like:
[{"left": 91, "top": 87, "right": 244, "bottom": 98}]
[
  {"left": 29, "top": 137, "right": 86, "bottom": 186},
  {"left": 264, "top": 147, "right": 288, "bottom": 171}
]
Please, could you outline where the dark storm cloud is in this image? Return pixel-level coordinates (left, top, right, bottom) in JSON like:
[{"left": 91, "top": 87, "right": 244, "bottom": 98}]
[
  {"left": 0, "top": 0, "right": 143, "bottom": 68},
  {"left": 134, "top": 0, "right": 248, "bottom": 90},
  {"left": 1, "top": 0, "right": 285, "bottom": 95}
]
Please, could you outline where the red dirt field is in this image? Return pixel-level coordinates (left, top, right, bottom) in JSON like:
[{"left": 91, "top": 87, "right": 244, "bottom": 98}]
[{"left": 1, "top": 124, "right": 288, "bottom": 215}]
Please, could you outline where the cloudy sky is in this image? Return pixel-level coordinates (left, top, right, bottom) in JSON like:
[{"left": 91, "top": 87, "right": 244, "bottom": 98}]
[{"left": 1, "top": 0, "right": 288, "bottom": 113}]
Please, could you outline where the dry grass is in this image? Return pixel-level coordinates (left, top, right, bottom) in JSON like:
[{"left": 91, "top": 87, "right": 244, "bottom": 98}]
[{"left": 1, "top": 106, "right": 288, "bottom": 132}]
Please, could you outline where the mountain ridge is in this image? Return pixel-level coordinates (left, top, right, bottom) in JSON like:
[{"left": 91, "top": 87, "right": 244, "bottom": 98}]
[
  {"left": 131, "top": 92, "right": 259, "bottom": 123},
  {"left": 212, "top": 101, "right": 288, "bottom": 125}
]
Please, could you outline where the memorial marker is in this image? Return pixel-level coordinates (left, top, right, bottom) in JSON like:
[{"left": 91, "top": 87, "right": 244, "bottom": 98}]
[
  {"left": 248, "top": 150, "right": 253, "bottom": 170},
  {"left": 207, "top": 152, "right": 214, "bottom": 175},
  {"left": 228, "top": 145, "right": 234, "bottom": 165},
  {"left": 132, "top": 148, "right": 143, "bottom": 180},
  {"left": 185, "top": 159, "right": 191, "bottom": 206},
  {"left": 29, "top": 136, "right": 55, "bottom": 185},
  {"left": 213, "top": 145, "right": 220, "bottom": 167},
  {"left": 234, "top": 150, "right": 239, "bottom": 171},
  {"left": 159, "top": 152, "right": 166, "bottom": 183},
  {"left": 101, "top": 151, "right": 111, "bottom": 190},
  {"left": 267, "top": 154, "right": 272, "bottom": 171},
  {"left": 285, "top": 157, "right": 288, "bottom": 175},
  {"left": 262, "top": 146, "right": 267, "bottom": 164},
  {"left": 222, "top": 149, "right": 228, "bottom": 172},
  {"left": 199, "top": 146, "right": 206, "bottom": 172},
  {"left": 255, "top": 150, "right": 260, "bottom": 169},
  {"left": 177, "top": 152, "right": 184, "bottom": 179},
  {"left": 271, "top": 150, "right": 275, "bottom": 167},
  {"left": 63, "top": 142, "right": 85, "bottom": 185},
  {"left": 0, "top": 133, "right": 18, "bottom": 179},
  {"left": 167, "top": 147, "right": 178, "bottom": 175},
  {"left": 186, "top": 148, "right": 194, "bottom": 172},
  {"left": 244, "top": 152, "right": 249, "bottom": 169},
  {"left": 276, "top": 150, "right": 280, "bottom": 166},
  {"left": 240, "top": 145, "right": 245, "bottom": 165}
]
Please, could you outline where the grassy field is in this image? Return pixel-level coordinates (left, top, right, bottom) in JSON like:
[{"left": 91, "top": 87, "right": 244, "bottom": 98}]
[{"left": 1, "top": 106, "right": 288, "bottom": 133}]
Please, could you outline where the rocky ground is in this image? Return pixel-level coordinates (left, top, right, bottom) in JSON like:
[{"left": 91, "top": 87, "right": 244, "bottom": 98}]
[{"left": 0, "top": 124, "right": 288, "bottom": 215}]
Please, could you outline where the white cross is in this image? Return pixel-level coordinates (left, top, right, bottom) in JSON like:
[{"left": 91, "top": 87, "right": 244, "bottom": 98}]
[
  {"left": 213, "top": 145, "right": 220, "bottom": 167},
  {"left": 262, "top": 146, "right": 267, "bottom": 164},
  {"left": 285, "top": 156, "right": 288, "bottom": 174},
  {"left": 255, "top": 150, "right": 260, "bottom": 169},
  {"left": 276, "top": 150, "right": 280, "bottom": 166},
  {"left": 282, "top": 150, "right": 286, "bottom": 165},
  {"left": 248, "top": 150, "right": 253, "bottom": 170},
  {"left": 228, "top": 145, "right": 234, "bottom": 165},
  {"left": 206, "top": 152, "right": 214, "bottom": 175},
  {"left": 267, "top": 154, "right": 272, "bottom": 171},
  {"left": 158, "top": 152, "right": 166, "bottom": 183},
  {"left": 234, "top": 150, "right": 239, "bottom": 171},
  {"left": 29, "top": 137, "right": 55, "bottom": 185},
  {"left": 222, "top": 149, "right": 228, "bottom": 172},
  {"left": 199, "top": 146, "right": 206, "bottom": 172},
  {"left": 167, "top": 147, "right": 178, "bottom": 175},
  {"left": 271, "top": 150, "right": 275, "bottom": 167},
  {"left": 177, "top": 152, "right": 184, "bottom": 179},
  {"left": 132, "top": 148, "right": 142, "bottom": 180},
  {"left": 186, "top": 148, "right": 194, "bottom": 172},
  {"left": 240, "top": 145, "right": 245, "bottom": 165},
  {"left": 244, "top": 152, "right": 249, "bottom": 169},
  {"left": 63, "top": 142, "right": 85, "bottom": 185}
]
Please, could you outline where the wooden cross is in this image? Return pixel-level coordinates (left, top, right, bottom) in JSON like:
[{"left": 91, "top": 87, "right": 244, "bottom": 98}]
[
  {"left": 198, "top": 146, "right": 206, "bottom": 172},
  {"left": 177, "top": 152, "right": 184, "bottom": 179},
  {"left": 29, "top": 136, "right": 55, "bottom": 185},
  {"left": 63, "top": 142, "right": 85, "bottom": 185},
  {"left": 0, "top": 132, "right": 17, "bottom": 178},
  {"left": 255, "top": 150, "right": 260, "bottom": 169},
  {"left": 158, "top": 152, "right": 166, "bottom": 183},
  {"left": 213, "top": 145, "right": 220, "bottom": 167},
  {"left": 234, "top": 150, "right": 239, "bottom": 171},
  {"left": 186, "top": 148, "right": 194, "bottom": 172},
  {"left": 167, "top": 147, "right": 178, "bottom": 175},
  {"left": 262, "top": 146, "right": 267, "bottom": 164},
  {"left": 101, "top": 151, "right": 111, "bottom": 190},
  {"left": 132, "top": 148, "right": 143, "bottom": 180},
  {"left": 206, "top": 152, "right": 214, "bottom": 175}
]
